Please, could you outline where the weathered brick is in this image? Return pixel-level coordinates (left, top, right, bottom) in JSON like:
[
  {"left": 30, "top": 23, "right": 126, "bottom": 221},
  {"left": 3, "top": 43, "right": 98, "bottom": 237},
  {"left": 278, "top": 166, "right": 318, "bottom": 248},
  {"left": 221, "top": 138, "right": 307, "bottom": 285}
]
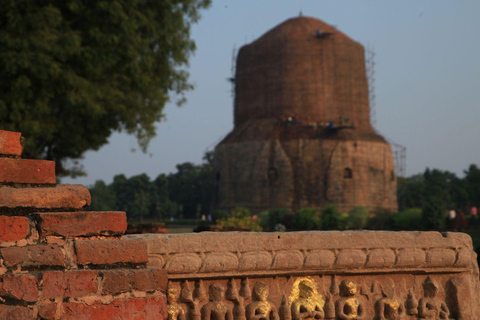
[
  {"left": 0, "top": 158, "right": 55, "bottom": 184},
  {"left": 0, "top": 273, "right": 38, "bottom": 302},
  {"left": 1, "top": 244, "right": 65, "bottom": 268},
  {"left": 38, "top": 302, "right": 59, "bottom": 320},
  {"left": 0, "top": 215, "right": 30, "bottom": 242},
  {"left": 101, "top": 269, "right": 167, "bottom": 295},
  {"left": 75, "top": 238, "right": 148, "bottom": 266},
  {"left": 0, "top": 184, "right": 91, "bottom": 211},
  {"left": 0, "top": 130, "right": 22, "bottom": 156},
  {"left": 62, "top": 296, "right": 167, "bottom": 320},
  {"left": 42, "top": 270, "right": 98, "bottom": 299},
  {"left": 37, "top": 211, "right": 127, "bottom": 237},
  {"left": 0, "top": 305, "right": 33, "bottom": 320}
]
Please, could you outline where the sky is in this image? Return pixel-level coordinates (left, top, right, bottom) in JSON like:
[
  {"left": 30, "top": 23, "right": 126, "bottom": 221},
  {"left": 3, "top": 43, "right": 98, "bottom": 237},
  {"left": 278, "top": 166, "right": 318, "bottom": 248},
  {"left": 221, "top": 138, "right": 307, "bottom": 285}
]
[{"left": 63, "top": 0, "right": 480, "bottom": 186}]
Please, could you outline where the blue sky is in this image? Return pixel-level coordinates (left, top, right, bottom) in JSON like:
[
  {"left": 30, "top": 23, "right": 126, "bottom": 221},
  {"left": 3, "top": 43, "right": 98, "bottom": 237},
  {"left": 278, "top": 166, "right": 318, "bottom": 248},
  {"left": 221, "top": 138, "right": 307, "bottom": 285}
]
[{"left": 63, "top": 0, "right": 480, "bottom": 186}]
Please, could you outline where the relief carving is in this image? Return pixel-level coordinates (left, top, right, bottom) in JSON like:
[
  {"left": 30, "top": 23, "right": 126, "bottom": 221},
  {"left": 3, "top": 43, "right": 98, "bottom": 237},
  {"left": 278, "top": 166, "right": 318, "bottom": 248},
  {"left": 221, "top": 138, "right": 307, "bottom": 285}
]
[
  {"left": 290, "top": 278, "right": 325, "bottom": 320},
  {"left": 373, "top": 279, "right": 405, "bottom": 320},
  {"left": 246, "top": 282, "right": 279, "bottom": 320},
  {"left": 418, "top": 278, "right": 453, "bottom": 320},
  {"left": 335, "top": 280, "right": 365, "bottom": 320},
  {"left": 226, "top": 278, "right": 247, "bottom": 320},
  {"left": 167, "top": 284, "right": 186, "bottom": 320},
  {"left": 201, "top": 283, "right": 234, "bottom": 320}
]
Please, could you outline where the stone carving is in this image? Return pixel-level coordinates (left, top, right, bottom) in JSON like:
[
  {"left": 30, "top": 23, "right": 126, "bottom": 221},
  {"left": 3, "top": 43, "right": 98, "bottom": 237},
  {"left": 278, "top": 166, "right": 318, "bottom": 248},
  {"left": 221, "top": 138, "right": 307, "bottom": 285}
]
[
  {"left": 180, "top": 280, "right": 204, "bottom": 320},
  {"left": 290, "top": 278, "right": 325, "bottom": 320},
  {"left": 373, "top": 279, "right": 405, "bottom": 320},
  {"left": 167, "top": 284, "right": 186, "bottom": 320},
  {"left": 246, "top": 282, "right": 279, "bottom": 320},
  {"left": 418, "top": 278, "right": 452, "bottom": 320},
  {"left": 201, "top": 283, "right": 234, "bottom": 320},
  {"left": 335, "top": 280, "right": 365, "bottom": 320},
  {"left": 280, "top": 295, "right": 292, "bottom": 320},
  {"left": 226, "top": 278, "right": 247, "bottom": 320},
  {"left": 405, "top": 290, "right": 418, "bottom": 316}
]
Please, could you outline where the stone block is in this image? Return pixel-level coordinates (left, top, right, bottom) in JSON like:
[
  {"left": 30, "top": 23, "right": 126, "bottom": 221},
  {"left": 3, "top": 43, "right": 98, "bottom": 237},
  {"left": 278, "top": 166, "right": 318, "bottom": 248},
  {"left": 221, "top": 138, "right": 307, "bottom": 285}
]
[
  {"left": 0, "top": 130, "right": 22, "bottom": 156},
  {"left": 101, "top": 269, "right": 167, "bottom": 295},
  {"left": 75, "top": 238, "right": 148, "bottom": 266},
  {"left": 0, "top": 184, "right": 91, "bottom": 211},
  {"left": 0, "top": 273, "right": 38, "bottom": 302},
  {"left": 0, "top": 305, "right": 33, "bottom": 320},
  {"left": 42, "top": 270, "right": 99, "bottom": 299},
  {"left": 36, "top": 211, "right": 127, "bottom": 237},
  {"left": 0, "top": 158, "right": 55, "bottom": 184},
  {"left": 0, "top": 215, "right": 30, "bottom": 242},
  {"left": 62, "top": 296, "right": 167, "bottom": 320},
  {"left": 1, "top": 244, "right": 65, "bottom": 268}
]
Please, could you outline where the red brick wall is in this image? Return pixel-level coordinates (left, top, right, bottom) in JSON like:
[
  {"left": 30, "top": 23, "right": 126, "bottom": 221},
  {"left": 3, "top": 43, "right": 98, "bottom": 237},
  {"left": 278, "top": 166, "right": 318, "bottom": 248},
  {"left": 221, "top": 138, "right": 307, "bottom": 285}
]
[{"left": 0, "top": 130, "right": 167, "bottom": 320}]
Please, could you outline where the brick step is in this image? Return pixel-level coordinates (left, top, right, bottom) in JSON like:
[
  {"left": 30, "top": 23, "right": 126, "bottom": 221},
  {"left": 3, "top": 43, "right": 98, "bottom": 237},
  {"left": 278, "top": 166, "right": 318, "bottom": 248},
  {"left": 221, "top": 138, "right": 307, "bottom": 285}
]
[
  {"left": 0, "top": 184, "right": 90, "bottom": 212},
  {"left": 36, "top": 211, "right": 127, "bottom": 237},
  {"left": 0, "top": 130, "right": 22, "bottom": 157},
  {"left": 0, "top": 158, "right": 55, "bottom": 184}
]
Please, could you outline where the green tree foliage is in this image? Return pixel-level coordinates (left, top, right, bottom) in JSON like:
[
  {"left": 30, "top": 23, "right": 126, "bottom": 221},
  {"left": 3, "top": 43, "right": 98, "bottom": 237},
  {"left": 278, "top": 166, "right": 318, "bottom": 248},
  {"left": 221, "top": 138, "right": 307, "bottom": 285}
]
[
  {"left": 391, "top": 208, "right": 423, "bottom": 231},
  {"left": 88, "top": 180, "right": 116, "bottom": 211},
  {"left": 259, "top": 208, "right": 290, "bottom": 231},
  {"left": 293, "top": 208, "right": 321, "bottom": 231},
  {"left": 216, "top": 207, "right": 262, "bottom": 232},
  {"left": 422, "top": 169, "right": 449, "bottom": 229},
  {"left": 88, "top": 153, "right": 213, "bottom": 221},
  {"left": 465, "top": 164, "right": 480, "bottom": 206},
  {"left": 320, "top": 205, "right": 343, "bottom": 230},
  {"left": 346, "top": 206, "right": 369, "bottom": 230},
  {"left": 321, "top": 205, "right": 342, "bottom": 230},
  {"left": 167, "top": 152, "right": 214, "bottom": 218},
  {"left": 0, "top": 0, "right": 211, "bottom": 176}
]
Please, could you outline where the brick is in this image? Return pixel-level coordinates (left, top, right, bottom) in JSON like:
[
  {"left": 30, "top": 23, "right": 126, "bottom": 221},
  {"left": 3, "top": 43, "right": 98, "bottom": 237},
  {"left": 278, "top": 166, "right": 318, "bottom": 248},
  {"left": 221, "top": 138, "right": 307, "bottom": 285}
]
[
  {"left": 0, "top": 130, "right": 22, "bottom": 156},
  {"left": 0, "top": 305, "right": 33, "bottom": 320},
  {"left": 0, "top": 273, "right": 38, "bottom": 302},
  {"left": 42, "top": 270, "right": 98, "bottom": 299},
  {"left": 1, "top": 244, "right": 65, "bottom": 268},
  {"left": 37, "top": 211, "right": 127, "bottom": 237},
  {"left": 62, "top": 296, "right": 167, "bottom": 320},
  {"left": 101, "top": 269, "right": 167, "bottom": 295},
  {"left": 0, "top": 215, "right": 30, "bottom": 242},
  {"left": 75, "top": 238, "right": 148, "bottom": 266},
  {"left": 0, "top": 158, "right": 55, "bottom": 184},
  {"left": 38, "top": 302, "right": 59, "bottom": 320},
  {"left": 0, "top": 184, "right": 91, "bottom": 211}
]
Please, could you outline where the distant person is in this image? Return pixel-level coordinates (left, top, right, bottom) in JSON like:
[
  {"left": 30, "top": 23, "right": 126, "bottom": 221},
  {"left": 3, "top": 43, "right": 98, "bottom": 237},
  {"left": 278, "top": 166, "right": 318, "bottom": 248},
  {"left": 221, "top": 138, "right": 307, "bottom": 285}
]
[
  {"left": 470, "top": 206, "right": 478, "bottom": 226},
  {"left": 448, "top": 210, "right": 456, "bottom": 230}
]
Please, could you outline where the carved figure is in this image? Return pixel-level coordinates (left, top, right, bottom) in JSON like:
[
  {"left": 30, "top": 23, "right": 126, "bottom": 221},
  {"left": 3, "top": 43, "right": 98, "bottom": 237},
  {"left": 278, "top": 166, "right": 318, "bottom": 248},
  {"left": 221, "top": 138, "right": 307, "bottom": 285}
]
[
  {"left": 280, "top": 295, "right": 292, "bottom": 320},
  {"left": 201, "top": 283, "right": 234, "bottom": 320},
  {"left": 405, "top": 290, "right": 418, "bottom": 316},
  {"left": 226, "top": 278, "right": 247, "bottom": 320},
  {"left": 290, "top": 278, "right": 325, "bottom": 320},
  {"left": 246, "top": 282, "right": 279, "bottom": 320},
  {"left": 167, "top": 284, "right": 186, "bottom": 320},
  {"left": 418, "top": 278, "right": 452, "bottom": 320},
  {"left": 374, "top": 279, "right": 405, "bottom": 320},
  {"left": 335, "top": 280, "right": 365, "bottom": 320}
]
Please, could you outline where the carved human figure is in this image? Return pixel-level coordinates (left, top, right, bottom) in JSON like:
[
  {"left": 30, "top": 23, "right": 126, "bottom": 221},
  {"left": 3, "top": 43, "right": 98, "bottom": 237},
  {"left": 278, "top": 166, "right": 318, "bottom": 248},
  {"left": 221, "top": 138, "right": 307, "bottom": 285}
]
[
  {"left": 335, "top": 280, "right": 365, "bottom": 320},
  {"left": 291, "top": 279, "right": 325, "bottom": 320},
  {"left": 167, "top": 284, "right": 186, "bottom": 320},
  {"left": 201, "top": 283, "right": 234, "bottom": 320},
  {"left": 374, "top": 279, "right": 405, "bottom": 320},
  {"left": 246, "top": 282, "right": 279, "bottom": 320},
  {"left": 418, "top": 278, "right": 452, "bottom": 320}
]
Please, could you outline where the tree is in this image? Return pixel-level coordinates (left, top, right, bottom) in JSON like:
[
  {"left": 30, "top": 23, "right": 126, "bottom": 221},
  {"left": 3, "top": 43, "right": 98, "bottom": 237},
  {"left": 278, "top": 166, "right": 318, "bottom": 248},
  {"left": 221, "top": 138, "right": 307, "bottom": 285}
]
[
  {"left": 0, "top": 0, "right": 211, "bottom": 176},
  {"left": 321, "top": 205, "right": 342, "bottom": 230},
  {"left": 421, "top": 169, "right": 448, "bottom": 229}
]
